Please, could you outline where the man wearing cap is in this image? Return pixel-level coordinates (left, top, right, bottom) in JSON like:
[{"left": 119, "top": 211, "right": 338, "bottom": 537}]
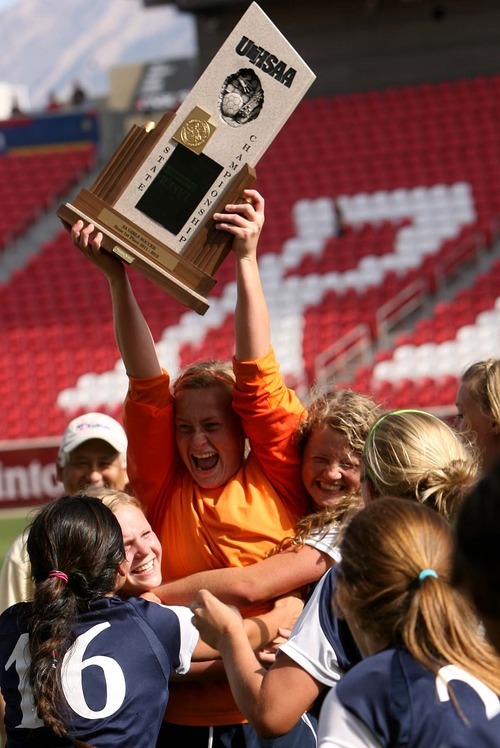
[{"left": 0, "top": 412, "right": 129, "bottom": 613}]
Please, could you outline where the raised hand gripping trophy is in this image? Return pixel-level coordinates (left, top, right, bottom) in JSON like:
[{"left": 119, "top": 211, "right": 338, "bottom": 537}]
[{"left": 57, "top": 2, "right": 315, "bottom": 314}]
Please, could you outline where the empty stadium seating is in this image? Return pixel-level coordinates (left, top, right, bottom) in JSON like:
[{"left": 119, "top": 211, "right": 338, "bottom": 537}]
[
  {"left": 0, "top": 145, "right": 96, "bottom": 250},
  {"left": 1, "top": 74, "right": 500, "bottom": 439}
]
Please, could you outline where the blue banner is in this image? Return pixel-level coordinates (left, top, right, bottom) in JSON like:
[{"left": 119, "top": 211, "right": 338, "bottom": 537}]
[{"left": 0, "top": 109, "right": 99, "bottom": 153}]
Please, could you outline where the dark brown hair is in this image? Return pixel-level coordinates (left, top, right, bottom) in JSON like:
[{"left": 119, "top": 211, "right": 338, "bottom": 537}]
[
  {"left": 26, "top": 495, "right": 125, "bottom": 746},
  {"left": 452, "top": 459, "right": 500, "bottom": 618}
]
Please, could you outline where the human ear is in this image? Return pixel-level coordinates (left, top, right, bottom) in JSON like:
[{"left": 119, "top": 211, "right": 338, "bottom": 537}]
[
  {"left": 116, "top": 561, "right": 127, "bottom": 579},
  {"left": 361, "top": 475, "right": 377, "bottom": 505},
  {"left": 114, "top": 562, "right": 127, "bottom": 592}
]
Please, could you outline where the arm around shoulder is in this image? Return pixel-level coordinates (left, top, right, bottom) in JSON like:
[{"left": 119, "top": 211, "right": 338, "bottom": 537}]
[{"left": 153, "top": 544, "right": 332, "bottom": 608}]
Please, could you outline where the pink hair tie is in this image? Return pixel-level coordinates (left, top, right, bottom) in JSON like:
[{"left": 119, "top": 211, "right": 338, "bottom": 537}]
[{"left": 48, "top": 570, "right": 69, "bottom": 584}]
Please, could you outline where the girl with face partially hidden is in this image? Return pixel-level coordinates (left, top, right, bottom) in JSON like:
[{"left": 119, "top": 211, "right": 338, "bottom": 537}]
[
  {"left": 0, "top": 493, "right": 301, "bottom": 748},
  {"left": 0, "top": 496, "right": 204, "bottom": 748},
  {"left": 361, "top": 408, "right": 478, "bottom": 520},
  {"left": 316, "top": 498, "right": 500, "bottom": 748},
  {"left": 455, "top": 358, "right": 500, "bottom": 473}
]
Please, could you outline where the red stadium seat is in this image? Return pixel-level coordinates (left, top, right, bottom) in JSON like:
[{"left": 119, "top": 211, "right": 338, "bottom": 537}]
[{"left": 3, "top": 76, "right": 500, "bottom": 438}]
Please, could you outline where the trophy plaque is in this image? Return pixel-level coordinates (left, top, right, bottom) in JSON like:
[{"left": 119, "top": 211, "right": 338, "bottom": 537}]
[{"left": 57, "top": 2, "right": 316, "bottom": 314}]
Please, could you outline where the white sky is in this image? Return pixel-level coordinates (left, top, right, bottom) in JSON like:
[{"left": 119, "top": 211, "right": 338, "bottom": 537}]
[{"left": 0, "top": 0, "right": 20, "bottom": 10}]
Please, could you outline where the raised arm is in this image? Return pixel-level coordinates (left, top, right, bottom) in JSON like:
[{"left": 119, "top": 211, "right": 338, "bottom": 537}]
[
  {"left": 70, "top": 221, "right": 161, "bottom": 378},
  {"left": 152, "top": 544, "right": 332, "bottom": 608},
  {"left": 214, "top": 189, "right": 269, "bottom": 361},
  {"left": 219, "top": 190, "right": 310, "bottom": 514}
]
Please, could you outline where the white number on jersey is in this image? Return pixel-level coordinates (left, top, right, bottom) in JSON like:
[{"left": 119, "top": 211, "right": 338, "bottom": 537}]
[
  {"left": 436, "top": 664, "right": 500, "bottom": 719},
  {"left": 4, "top": 623, "right": 127, "bottom": 729},
  {"left": 4, "top": 633, "right": 44, "bottom": 729},
  {"left": 61, "top": 622, "right": 126, "bottom": 718}
]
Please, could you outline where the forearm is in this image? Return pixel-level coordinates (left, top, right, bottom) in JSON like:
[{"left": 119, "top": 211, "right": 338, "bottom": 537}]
[
  {"left": 154, "top": 547, "right": 330, "bottom": 608},
  {"left": 173, "top": 659, "right": 228, "bottom": 681},
  {"left": 69, "top": 221, "right": 161, "bottom": 378},
  {"left": 234, "top": 254, "right": 270, "bottom": 361},
  {"left": 191, "top": 589, "right": 316, "bottom": 735},
  {"left": 108, "top": 271, "right": 162, "bottom": 378},
  {"left": 221, "top": 646, "right": 322, "bottom": 737},
  {"left": 154, "top": 566, "right": 253, "bottom": 607},
  {"left": 191, "top": 608, "right": 293, "bottom": 667},
  {"left": 218, "top": 624, "right": 270, "bottom": 722},
  {"left": 216, "top": 188, "right": 268, "bottom": 362},
  {"left": 244, "top": 596, "right": 304, "bottom": 649}
]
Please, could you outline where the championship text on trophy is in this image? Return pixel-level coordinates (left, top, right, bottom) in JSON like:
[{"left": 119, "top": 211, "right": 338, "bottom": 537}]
[{"left": 57, "top": 2, "right": 316, "bottom": 314}]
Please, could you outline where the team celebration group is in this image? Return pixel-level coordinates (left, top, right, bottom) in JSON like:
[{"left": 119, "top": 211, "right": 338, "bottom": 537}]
[{"left": 0, "top": 190, "right": 499, "bottom": 747}]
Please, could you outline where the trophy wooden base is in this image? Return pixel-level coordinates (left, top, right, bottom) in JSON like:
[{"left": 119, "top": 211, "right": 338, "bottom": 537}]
[{"left": 57, "top": 113, "right": 257, "bottom": 315}]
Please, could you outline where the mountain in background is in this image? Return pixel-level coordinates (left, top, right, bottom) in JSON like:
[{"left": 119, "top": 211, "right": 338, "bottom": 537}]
[{"left": 0, "top": 0, "right": 196, "bottom": 111}]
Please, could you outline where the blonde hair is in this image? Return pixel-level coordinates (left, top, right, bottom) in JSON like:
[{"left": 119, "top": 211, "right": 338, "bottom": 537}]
[
  {"left": 461, "top": 359, "right": 500, "bottom": 430},
  {"left": 78, "top": 486, "right": 143, "bottom": 513},
  {"left": 336, "top": 498, "right": 500, "bottom": 695},
  {"left": 299, "top": 387, "right": 383, "bottom": 457},
  {"left": 273, "top": 388, "right": 383, "bottom": 553},
  {"left": 363, "top": 409, "right": 478, "bottom": 521}
]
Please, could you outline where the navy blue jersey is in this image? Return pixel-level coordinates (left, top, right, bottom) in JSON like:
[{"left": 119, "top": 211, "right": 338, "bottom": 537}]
[
  {"left": 280, "top": 565, "right": 362, "bottom": 687},
  {"left": 328, "top": 646, "right": 500, "bottom": 747},
  {"left": 317, "top": 565, "right": 361, "bottom": 671},
  {"left": 0, "top": 596, "right": 198, "bottom": 748},
  {"left": 444, "top": 713, "right": 500, "bottom": 747}
]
